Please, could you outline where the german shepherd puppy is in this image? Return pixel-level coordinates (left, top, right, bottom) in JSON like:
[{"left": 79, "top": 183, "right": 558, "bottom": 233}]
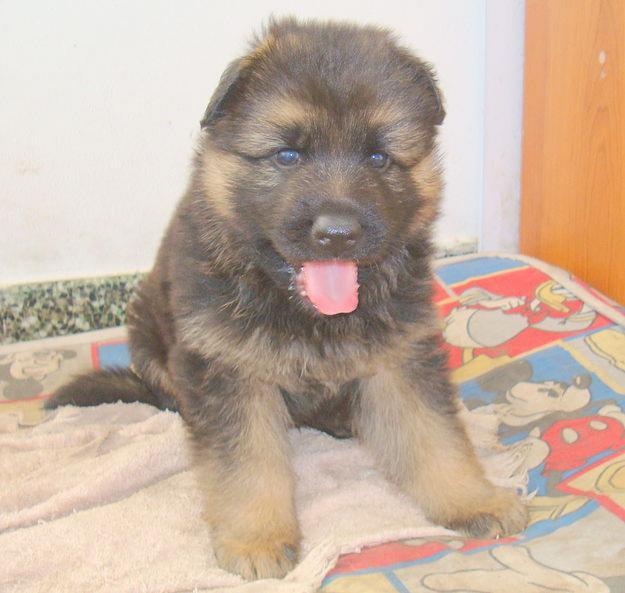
[{"left": 48, "top": 18, "right": 528, "bottom": 580}]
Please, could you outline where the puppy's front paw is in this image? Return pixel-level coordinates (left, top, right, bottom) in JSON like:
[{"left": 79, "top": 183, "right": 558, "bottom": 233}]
[
  {"left": 213, "top": 531, "right": 299, "bottom": 580},
  {"left": 444, "top": 487, "right": 528, "bottom": 539}
]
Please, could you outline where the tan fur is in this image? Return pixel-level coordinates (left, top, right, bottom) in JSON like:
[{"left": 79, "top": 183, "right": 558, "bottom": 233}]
[
  {"left": 193, "top": 381, "right": 299, "bottom": 580},
  {"left": 368, "top": 102, "right": 408, "bottom": 128},
  {"left": 200, "top": 143, "right": 241, "bottom": 218},
  {"left": 259, "top": 96, "right": 313, "bottom": 130},
  {"left": 375, "top": 117, "right": 430, "bottom": 163},
  {"left": 357, "top": 368, "right": 528, "bottom": 537},
  {"left": 409, "top": 150, "right": 443, "bottom": 232},
  {"left": 135, "top": 359, "right": 177, "bottom": 397},
  {"left": 248, "top": 29, "right": 279, "bottom": 63},
  {"left": 177, "top": 311, "right": 430, "bottom": 392}
]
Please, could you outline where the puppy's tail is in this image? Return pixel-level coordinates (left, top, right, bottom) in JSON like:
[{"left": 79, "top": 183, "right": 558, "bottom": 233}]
[{"left": 45, "top": 368, "right": 178, "bottom": 412}]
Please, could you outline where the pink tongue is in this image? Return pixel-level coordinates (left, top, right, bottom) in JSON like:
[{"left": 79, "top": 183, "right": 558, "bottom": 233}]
[{"left": 300, "top": 260, "right": 359, "bottom": 315}]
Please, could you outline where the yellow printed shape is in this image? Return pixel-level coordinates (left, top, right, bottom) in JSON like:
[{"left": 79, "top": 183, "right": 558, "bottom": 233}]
[
  {"left": 527, "top": 494, "right": 588, "bottom": 523},
  {"left": 322, "top": 573, "right": 400, "bottom": 593},
  {"left": 586, "top": 329, "right": 625, "bottom": 372},
  {"left": 564, "top": 451, "right": 625, "bottom": 519},
  {"left": 0, "top": 398, "right": 47, "bottom": 426},
  {"left": 559, "top": 340, "right": 625, "bottom": 395}
]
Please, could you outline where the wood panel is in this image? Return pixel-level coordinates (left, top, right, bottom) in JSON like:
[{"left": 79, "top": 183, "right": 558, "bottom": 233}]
[{"left": 521, "top": 0, "right": 625, "bottom": 304}]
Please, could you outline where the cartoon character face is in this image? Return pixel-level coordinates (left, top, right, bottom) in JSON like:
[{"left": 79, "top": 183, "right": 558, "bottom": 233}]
[
  {"left": 3, "top": 350, "right": 65, "bottom": 382},
  {"left": 0, "top": 348, "right": 78, "bottom": 400},
  {"left": 500, "top": 375, "right": 592, "bottom": 427}
]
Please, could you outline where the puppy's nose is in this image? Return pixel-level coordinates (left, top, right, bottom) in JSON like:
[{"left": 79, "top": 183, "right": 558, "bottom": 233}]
[{"left": 311, "top": 214, "right": 363, "bottom": 255}]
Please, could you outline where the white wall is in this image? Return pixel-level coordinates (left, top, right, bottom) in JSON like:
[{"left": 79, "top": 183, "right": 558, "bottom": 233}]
[
  {"left": 1, "top": 0, "right": 501, "bottom": 285},
  {"left": 481, "top": 0, "right": 525, "bottom": 252}
]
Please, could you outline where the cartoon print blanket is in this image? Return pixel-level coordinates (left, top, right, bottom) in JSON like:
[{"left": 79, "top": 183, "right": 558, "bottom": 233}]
[{"left": 1, "top": 253, "right": 624, "bottom": 592}]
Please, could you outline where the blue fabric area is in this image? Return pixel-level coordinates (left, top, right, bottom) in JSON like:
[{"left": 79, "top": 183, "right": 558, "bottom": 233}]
[
  {"left": 437, "top": 256, "right": 526, "bottom": 285},
  {"left": 97, "top": 342, "right": 131, "bottom": 369}
]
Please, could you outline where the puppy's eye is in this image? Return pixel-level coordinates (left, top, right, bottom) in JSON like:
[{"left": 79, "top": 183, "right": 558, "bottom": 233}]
[
  {"left": 275, "top": 149, "right": 300, "bottom": 166},
  {"left": 368, "top": 152, "right": 389, "bottom": 169}
]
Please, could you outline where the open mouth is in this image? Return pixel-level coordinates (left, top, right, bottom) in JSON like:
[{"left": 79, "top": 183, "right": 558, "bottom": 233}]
[{"left": 295, "top": 260, "right": 359, "bottom": 316}]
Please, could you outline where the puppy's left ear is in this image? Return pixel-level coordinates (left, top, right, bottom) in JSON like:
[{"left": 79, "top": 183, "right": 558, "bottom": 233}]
[
  {"left": 415, "top": 62, "right": 445, "bottom": 126},
  {"left": 401, "top": 53, "right": 445, "bottom": 126},
  {"left": 200, "top": 58, "right": 247, "bottom": 129}
]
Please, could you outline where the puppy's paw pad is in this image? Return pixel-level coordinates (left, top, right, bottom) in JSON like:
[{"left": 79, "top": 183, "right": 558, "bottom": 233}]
[
  {"left": 446, "top": 512, "right": 501, "bottom": 539},
  {"left": 214, "top": 538, "right": 299, "bottom": 580},
  {"left": 445, "top": 489, "right": 528, "bottom": 539}
]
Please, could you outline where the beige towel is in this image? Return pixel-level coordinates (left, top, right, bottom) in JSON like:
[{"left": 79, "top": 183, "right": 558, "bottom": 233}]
[{"left": 0, "top": 403, "right": 527, "bottom": 593}]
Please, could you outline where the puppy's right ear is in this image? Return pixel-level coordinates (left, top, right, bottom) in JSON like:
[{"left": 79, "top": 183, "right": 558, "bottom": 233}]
[{"left": 200, "top": 59, "right": 247, "bottom": 129}]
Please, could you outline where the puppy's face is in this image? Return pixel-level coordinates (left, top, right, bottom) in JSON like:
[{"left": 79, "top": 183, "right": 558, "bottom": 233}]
[{"left": 199, "top": 20, "right": 445, "bottom": 315}]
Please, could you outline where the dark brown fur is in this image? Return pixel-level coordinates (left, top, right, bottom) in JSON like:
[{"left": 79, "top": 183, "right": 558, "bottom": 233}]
[{"left": 48, "top": 18, "right": 527, "bottom": 580}]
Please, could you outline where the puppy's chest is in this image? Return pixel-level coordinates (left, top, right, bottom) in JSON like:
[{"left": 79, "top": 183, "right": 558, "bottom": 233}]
[
  {"left": 181, "top": 312, "right": 398, "bottom": 384},
  {"left": 249, "top": 331, "right": 380, "bottom": 387}
]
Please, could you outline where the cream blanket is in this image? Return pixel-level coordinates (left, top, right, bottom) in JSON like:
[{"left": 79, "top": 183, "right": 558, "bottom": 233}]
[{"left": 0, "top": 403, "right": 527, "bottom": 593}]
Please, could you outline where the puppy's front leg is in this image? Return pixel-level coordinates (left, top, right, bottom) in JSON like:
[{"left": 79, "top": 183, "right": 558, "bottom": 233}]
[
  {"left": 172, "top": 349, "right": 299, "bottom": 580},
  {"left": 356, "top": 343, "right": 528, "bottom": 538}
]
